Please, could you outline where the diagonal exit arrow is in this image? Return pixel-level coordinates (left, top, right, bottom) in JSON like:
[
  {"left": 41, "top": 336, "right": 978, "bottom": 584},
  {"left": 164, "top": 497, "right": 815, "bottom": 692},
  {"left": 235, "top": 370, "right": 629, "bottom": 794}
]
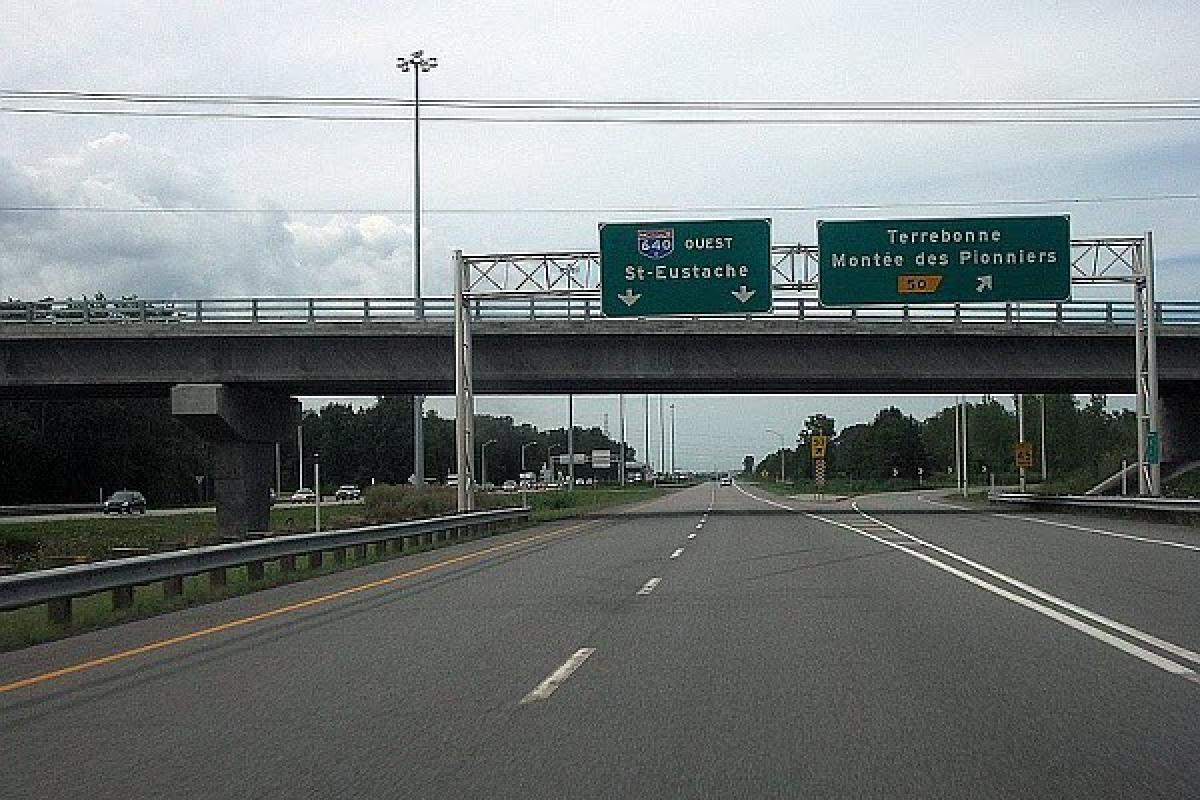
[
  {"left": 618, "top": 288, "right": 642, "bottom": 307},
  {"left": 976, "top": 275, "right": 993, "bottom": 293},
  {"left": 731, "top": 285, "right": 756, "bottom": 304}
]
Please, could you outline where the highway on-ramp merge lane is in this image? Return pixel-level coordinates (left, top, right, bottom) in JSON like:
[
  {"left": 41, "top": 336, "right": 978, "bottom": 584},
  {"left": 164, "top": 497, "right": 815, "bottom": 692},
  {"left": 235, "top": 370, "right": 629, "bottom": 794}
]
[{"left": 2, "top": 483, "right": 1199, "bottom": 798}]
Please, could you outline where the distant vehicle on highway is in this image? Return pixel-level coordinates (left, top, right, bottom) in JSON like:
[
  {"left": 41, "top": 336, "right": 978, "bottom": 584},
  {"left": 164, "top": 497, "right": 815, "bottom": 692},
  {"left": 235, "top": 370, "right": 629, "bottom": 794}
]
[
  {"left": 719, "top": 475, "right": 732, "bottom": 486},
  {"left": 502, "top": 480, "right": 518, "bottom": 491},
  {"left": 290, "top": 488, "right": 317, "bottom": 503},
  {"left": 334, "top": 485, "right": 361, "bottom": 501},
  {"left": 103, "top": 490, "right": 146, "bottom": 514}
]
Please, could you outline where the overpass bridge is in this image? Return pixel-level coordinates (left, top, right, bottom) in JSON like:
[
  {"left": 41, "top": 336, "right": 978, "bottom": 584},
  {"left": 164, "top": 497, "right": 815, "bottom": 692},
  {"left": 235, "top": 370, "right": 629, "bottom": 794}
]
[{"left": 3, "top": 236, "right": 1190, "bottom": 532}]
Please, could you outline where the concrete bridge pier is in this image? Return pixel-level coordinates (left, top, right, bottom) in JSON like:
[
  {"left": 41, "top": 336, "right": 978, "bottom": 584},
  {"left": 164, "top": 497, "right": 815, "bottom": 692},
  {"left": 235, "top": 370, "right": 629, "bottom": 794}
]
[
  {"left": 1158, "top": 393, "right": 1200, "bottom": 478},
  {"left": 171, "top": 384, "right": 299, "bottom": 538}
]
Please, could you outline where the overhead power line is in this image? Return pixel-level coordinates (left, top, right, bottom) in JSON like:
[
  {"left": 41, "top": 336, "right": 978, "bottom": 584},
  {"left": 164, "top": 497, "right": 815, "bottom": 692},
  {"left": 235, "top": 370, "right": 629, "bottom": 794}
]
[
  {"left": 2, "top": 88, "right": 1199, "bottom": 124},
  {"left": 2, "top": 194, "right": 1198, "bottom": 215},
  {"left": 2, "top": 106, "right": 1199, "bottom": 124},
  {"left": 3, "top": 88, "right": 1199, "bottom": 110}
]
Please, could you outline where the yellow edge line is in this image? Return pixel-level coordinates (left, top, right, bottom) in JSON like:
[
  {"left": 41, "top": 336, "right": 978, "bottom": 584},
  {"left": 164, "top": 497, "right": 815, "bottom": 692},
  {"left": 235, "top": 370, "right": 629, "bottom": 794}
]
[{"left": 0, "top": 511, "right": 626, "bottom": 696}]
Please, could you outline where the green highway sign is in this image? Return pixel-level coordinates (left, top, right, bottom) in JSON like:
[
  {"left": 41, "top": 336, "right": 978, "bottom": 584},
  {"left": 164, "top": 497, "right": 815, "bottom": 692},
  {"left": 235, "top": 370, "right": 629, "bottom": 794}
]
[
  {"left": 1147, "top": 431, "right": 1161, "bottom": 465},
  {"left": 600, "top": 219, "right": 772, "bottom": 316},
  {"left": 817, "top": 215, "right": 1070, "bottom": 306}
]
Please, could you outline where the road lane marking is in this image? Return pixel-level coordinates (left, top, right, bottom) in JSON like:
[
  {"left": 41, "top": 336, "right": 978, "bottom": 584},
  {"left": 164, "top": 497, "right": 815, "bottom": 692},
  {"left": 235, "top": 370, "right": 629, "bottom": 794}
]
[
  {"left": 851, "top": 503, "right": 1200, "bottom": 668},
  {"left": 0, "top": 512, "right": 634, "bottom": 696},
  {"left": 695, "top": 523, "right": 704, "bottom": 530},
  {"left": 687, "top": 533, "right": 697, "bottom": 540},
  {"left": 636, "top": 577, "right": 662, "bottom": 596},
  {"left": 519, "top": 647, "right": 596, "bottom": 704},
  {"left": 994, "top": 512, "right": 1200, "bottom": 553},
  {"left": 670, "top": 548, "right": 684, "bottom": 559},
  {"left": 733, "top": 482, "right": 1200, "bottom": 684},
  {"left": 811, "top": 510, "right": 1200, "bottom": 684}
]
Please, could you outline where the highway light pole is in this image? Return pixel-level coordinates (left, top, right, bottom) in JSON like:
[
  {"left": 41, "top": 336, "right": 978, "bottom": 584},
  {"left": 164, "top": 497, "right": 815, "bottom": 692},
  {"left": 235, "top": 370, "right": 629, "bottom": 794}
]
[
  {"left": 1040, "top": 394, "right": 1048, "bottom": 483},
  {"left": 313, "top": 452, "right": 321, "bottom": 533},
  {"left": 766, "top": 428, "right": 785, "bottom": 483},
  {"left": 619, "top": 394, "right": 627, "bottom": 486},
  {"left": 658, "top": 395, "right": 665, "bottom": 476},
  {"left": 521, "top": 441, "right": 539, "bottom": 473},
  {"left": 567, "top": 394, "right": 575, "bottom": 490},
  {"left": 297, "top": 423, "right": 304, "bottom": 490},
  {"left": 397, "top": 48, "right": 437, "bottom": 489},
  {"left": 480, "top": 439, "right": 497, "bottom": 488},
  {"left": 1017, "top": 394, "right": 1027, "bottom": 492},
  {"left": 669, "top": 403, "right": 676, "bottom": 475},
  {"left": 644, "top": 395, "right": 650, "bottom": 475}
]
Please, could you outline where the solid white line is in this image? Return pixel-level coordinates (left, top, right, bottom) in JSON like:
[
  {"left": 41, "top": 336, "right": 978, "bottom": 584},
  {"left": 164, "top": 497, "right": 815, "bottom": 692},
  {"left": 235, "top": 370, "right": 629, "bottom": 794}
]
[
  {"left": 851, "top": 504, "right": 1200, "bottom": 668},
  {"left": 670, "top": 548, "right": 684, "bottom": 559},
  {"left": 994, "top": 511, "right": 1200, "bottom": 553},
  {"left": 687, "top": 532, "right": 697, "bottom": 540},
  {"left": 519, "top": 647, "right": 597, "bottom": 704},
  {"left": 733, "top": 481, "right": 794, "bottom": 511},
  {"left": 733, "top": 483, "right": 1200, "bottom": 683},
  {"left": 811, "top": 510, "right": 1199, "bottom": 683},
  {"left": 636, "top": 577, "right": 662, "bottom": 596}
]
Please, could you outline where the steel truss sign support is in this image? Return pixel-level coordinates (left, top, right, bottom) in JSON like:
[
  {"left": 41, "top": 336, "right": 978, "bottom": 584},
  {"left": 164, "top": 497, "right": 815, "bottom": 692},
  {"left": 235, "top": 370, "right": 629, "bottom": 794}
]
[
  {"left": 459, "top": 233, "right": 1161, "bottom": 497},
  {"left": 454, "top": 249, "right": 477, "bottom": 512}
]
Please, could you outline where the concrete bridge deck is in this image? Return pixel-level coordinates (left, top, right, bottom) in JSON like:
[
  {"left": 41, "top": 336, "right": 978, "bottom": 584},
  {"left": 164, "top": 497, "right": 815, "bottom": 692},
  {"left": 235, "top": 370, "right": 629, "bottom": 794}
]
[{"left": 1, "top": 319, "right": 1197, "bottom": 397}]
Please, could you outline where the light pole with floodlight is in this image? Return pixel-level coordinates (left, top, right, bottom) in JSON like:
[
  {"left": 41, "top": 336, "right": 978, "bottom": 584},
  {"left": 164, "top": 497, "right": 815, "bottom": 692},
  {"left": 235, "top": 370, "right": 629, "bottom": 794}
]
[{"left": 396, "top": 48, "right": 438, "bottom": 489}]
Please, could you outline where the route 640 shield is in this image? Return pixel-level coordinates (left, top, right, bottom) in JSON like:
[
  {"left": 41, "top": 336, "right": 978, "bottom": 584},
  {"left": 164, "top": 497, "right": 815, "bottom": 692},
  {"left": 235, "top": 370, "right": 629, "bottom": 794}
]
[{"left": 637, "top": 228, "right": 674, "bottom": 260}]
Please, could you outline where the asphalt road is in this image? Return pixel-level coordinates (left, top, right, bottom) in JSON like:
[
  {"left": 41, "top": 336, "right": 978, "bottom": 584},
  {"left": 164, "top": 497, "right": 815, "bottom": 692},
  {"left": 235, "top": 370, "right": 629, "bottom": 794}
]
[{"left": 2, "top": 483, "right": 1199, "bottom": 798}]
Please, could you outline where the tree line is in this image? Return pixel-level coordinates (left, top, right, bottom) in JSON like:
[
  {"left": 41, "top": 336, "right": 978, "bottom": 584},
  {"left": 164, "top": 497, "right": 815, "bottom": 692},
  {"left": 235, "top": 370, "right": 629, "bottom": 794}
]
[
  {"left": 0, "top": 397, "right": 633, "bottom": 506},
  {"left": 752, "top": 395, "right": 1136, "bottom": 490}
]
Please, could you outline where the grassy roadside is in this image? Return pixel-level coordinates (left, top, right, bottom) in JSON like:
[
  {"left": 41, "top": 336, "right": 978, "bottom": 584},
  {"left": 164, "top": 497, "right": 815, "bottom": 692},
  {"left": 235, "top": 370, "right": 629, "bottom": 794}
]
[{"left": 0, "top": 485, "right": 666, "bottom": 651}]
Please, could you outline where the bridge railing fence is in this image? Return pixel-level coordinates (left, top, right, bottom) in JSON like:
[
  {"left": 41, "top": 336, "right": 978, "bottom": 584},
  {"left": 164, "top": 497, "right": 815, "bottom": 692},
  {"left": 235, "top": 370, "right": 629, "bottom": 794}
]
[{"left": 5, "top": 295, "right": 1200, "bottom": 327}]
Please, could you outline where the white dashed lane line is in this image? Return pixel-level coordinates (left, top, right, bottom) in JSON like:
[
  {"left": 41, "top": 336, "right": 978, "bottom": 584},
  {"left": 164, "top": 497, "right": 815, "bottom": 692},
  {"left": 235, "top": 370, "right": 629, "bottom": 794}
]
[
  {"left": 519, "top": 648, "right": 597, "bottom": 705},
  {"left": 636, "top": 577, "right": 662, "bottom": 596},
  {"left": 670, "top": 548, "right": 684, "bottom": 559}
]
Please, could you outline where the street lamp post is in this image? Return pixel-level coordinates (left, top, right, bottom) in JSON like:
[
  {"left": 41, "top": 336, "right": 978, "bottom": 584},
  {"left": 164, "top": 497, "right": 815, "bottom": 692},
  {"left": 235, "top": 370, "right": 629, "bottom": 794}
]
[
  {"left": 766, "top": 428, "right": 785, "bottom": 483},
  {"left": 397, "top": 48, "right": 438, "bottom": 489},
  {"left": 480, "top": 439, "right": 497, "bottom": 488},
  {"left": 669, "top": 403, "right": 676, "bottom": 476},
  {"left": 313, "top": 452, "right": 321, "bottom": 534},
  {"left": 521, "top": 441, "right": 539, "bottom": 473}
]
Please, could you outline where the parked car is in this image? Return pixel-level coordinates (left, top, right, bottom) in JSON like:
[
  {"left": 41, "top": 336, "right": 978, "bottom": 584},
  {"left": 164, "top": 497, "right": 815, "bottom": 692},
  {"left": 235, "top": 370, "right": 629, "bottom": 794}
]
[
  {"left": 104, "top": 490, "right": 146, "bottom": 514},
  {"left": 334, "top": 485, "right": 361, "bottom": 501},
  {"left": 290, "top": 488, "right": 317, "bottom": 503}
]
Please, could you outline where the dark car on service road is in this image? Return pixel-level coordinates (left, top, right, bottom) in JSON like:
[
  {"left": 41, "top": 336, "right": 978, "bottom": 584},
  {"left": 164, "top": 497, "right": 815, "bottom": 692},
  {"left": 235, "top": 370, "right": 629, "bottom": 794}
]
[{"left": 104, "top": 490, "right": 147, "bottom": 514}]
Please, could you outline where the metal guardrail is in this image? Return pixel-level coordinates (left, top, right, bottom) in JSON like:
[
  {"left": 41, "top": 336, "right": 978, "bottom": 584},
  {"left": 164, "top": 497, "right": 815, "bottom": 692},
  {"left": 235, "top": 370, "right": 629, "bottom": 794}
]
[
  {"left": 989, "top": 493, "right": 1200, "bottom": 513},
  {"left": 2, "top": 295, "right": 1198, "bottom": 327},
  {"left": 0, "top": 507, "right": 529, "bottom": 624}
]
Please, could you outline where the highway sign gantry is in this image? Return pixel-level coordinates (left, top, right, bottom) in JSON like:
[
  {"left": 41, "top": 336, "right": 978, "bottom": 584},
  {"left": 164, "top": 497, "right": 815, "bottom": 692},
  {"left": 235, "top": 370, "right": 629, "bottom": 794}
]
[
  {"left": 817, "top": 215, "right": 1070, "bottom": 306},
  {"left": 600, "top": 218, "right": 772, "bottom": 317}
]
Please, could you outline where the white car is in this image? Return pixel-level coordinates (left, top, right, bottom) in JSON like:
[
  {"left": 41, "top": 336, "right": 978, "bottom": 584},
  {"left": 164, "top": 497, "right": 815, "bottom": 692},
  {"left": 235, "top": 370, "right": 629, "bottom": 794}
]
[{"left": 290, "top": 488, "right": 317, "bottom": 503}]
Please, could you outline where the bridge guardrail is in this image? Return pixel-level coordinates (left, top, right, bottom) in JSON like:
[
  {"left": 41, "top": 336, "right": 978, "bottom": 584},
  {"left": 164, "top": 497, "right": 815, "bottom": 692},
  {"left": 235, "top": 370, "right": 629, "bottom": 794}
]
[
  {"left": 0, "top": 507, "right": 530, "bottom": 625},
  {"left": 3, "top": 296, "right": 1197, "bottom": 327},
  {"left": 989, "top": 493, "right": 1200, "bottom": 514}
]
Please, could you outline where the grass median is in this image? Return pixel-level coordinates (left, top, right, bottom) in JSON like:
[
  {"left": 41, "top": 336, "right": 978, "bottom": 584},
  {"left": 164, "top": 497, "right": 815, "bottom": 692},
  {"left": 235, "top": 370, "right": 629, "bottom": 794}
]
[{"left": 0, "top": 485, "right": 666, "bottom": 651}]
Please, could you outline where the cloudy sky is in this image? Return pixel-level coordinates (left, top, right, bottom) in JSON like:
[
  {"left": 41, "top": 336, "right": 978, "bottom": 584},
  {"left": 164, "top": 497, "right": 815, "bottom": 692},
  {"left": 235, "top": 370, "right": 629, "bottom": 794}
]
[{"left": 3, "top": 1, "right": 1197, "bottom": 469}]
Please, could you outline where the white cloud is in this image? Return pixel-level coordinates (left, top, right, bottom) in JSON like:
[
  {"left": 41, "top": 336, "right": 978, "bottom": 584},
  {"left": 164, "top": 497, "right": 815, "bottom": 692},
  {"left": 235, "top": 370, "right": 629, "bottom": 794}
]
[{"left": 0, "top": 134, "right": 418, "bottom": 300}]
